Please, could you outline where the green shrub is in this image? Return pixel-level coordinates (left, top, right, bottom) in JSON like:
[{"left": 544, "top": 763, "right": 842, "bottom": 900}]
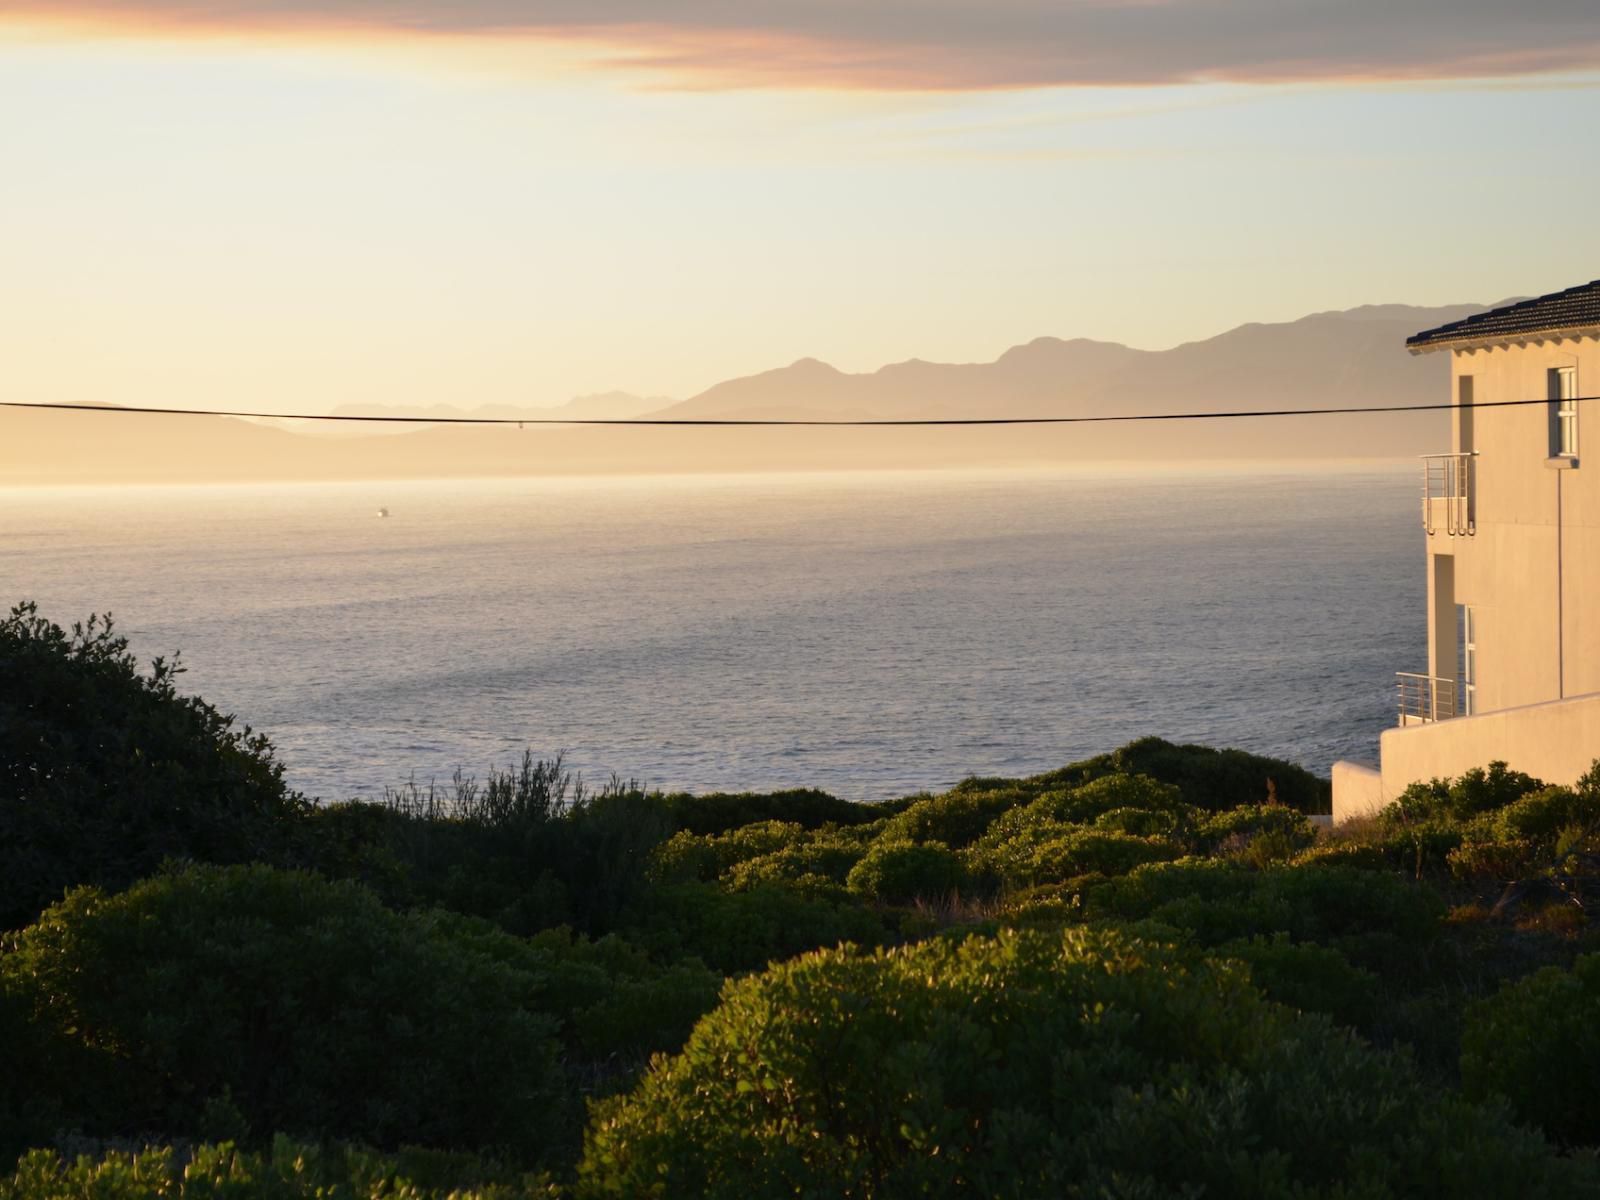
[
  {"left": 1372, "top": 820, "right": 1467, "bottom": 875},
  {"left": 877, "top": 786, "right": 1030, "bottom": 849},
  {"left": 1216, "top": 934, "right": 1380, "bottom": 1032},
  {"left": 545, "top": 789, "right": 674, "bottom": 933},
  {"left": 0, "top": 604, "right": 306, "bottom": 930},
  {"left": 1091, "top": 805, "right": 1182, "bottom": 837},
  {"left": 1462, "top": 952, "right": 1600, "bottom": 1146},
  {"left": 975, "top": 828, "right": 1180, "bottom": 888},
  {"left": 846, "top": 841, "right": 968, "bottom": 904},
  {"left": 1085, "top": 862, "right": 1443, "bottom": 977},
  {"left": 658, "top": 789, "right": 873, "bottom": 836},
  {"left": 723, "top": 838, "right": 864, "bottom": 890},
  {"left": 978, "top": 773, "right": 1186, "bottom": 846},
  {"left": 0, "top": 1139, "right": 556, "bottom": 1200},
  {"left": 1031, "top": 737, "right": 1330, "bottom": 814},
  {"left": 2, "top": 864, "right": 564, "bottom": 1161},
  {"left": 644, "top": 822, "right": 790, "bottom": 883},
  {"left": 579, "top": 928, "right": 1587, "bottom": 1198},
  {"left": 1386, "top": 762, "right": 1545, "bottom": 826},
  {"left": 1292, "top": 840, "right": 1393, "bottom": 871},
  {"left": 1195, "top": 805, "right": 1317, "bottom": 856},
  {"left": 514, "top": 927, "right": 720, "bottom": 1065},
  {"left": 1491, "top": 785, "right": 1600, "bottom": 842},
  {"left": 625, "top": 881, "right": 888, "bottom": 974},
  {"left": 1448, "top": 837, "right": 1545, "bottom": 883}
]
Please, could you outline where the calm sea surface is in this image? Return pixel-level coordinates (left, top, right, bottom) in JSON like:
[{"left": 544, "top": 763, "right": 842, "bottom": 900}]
[{"left": 1, "top": 467, "right": 1422, "bottom": 802}]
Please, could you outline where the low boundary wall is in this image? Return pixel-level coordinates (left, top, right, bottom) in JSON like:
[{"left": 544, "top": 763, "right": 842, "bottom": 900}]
[{"left": 1333, "top": 690, "right": 1600, "bottom": 823}]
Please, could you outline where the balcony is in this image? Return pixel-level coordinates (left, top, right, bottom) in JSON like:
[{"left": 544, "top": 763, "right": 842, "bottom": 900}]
[
  {"left": 1396, "top": 672, "right": 1459, "bottom": 725},
  {"left": 1420, "top": 452, "right": 1476, "bottom": 536}
]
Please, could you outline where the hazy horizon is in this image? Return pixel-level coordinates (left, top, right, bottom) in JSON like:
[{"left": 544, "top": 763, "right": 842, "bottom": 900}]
[
  {"left": 1, "top": 294, "right": 1471, "bottom": 484},
  {"left": 4, "top": 4, "right": 1596, "bottom": 422}
]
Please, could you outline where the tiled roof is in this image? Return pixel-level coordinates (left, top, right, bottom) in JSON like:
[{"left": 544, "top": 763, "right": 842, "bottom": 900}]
[{"left": 1408, "top": 280, "right": 1600, "bottom": 352}]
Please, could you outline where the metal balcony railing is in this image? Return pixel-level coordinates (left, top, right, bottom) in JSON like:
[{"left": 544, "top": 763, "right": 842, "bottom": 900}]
[
  {"left": 1421, "top": 452, "right": 1477, "bottom": 536},
  {"left": 1396, "top": 672, "right": 1458, "bottom": 724}
]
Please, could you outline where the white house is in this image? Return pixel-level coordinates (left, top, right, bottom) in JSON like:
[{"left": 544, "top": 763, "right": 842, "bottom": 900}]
[{"left": 1333, "top": 280, "right": 1600, "bottom": 822}]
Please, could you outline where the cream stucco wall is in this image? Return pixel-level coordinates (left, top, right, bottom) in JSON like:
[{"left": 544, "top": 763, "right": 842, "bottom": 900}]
[
  {"left": 1431, "top": 336, "right": 1600, "bottom": 711},
  {"left": 1334, "top": 332, "right": 1600, "bottom": 821},
  {"left": 1380, "top": 689, "right": 1600, "bottom": 794},
  {"left": 1330, "top": 760, "right": 1385, "bottom": 822}
]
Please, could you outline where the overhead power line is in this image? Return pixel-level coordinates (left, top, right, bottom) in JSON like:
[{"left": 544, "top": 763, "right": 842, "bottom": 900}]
[{"left": 0, "top": 394, "right": 1593, "bottom": 428}]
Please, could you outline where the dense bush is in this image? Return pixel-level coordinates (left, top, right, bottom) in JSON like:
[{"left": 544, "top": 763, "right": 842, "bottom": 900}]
[
  {"left": 580, "top": 928, "right": 1588, "bottom": 1198},
  {"left": 978, "top": 773, "right": 1186, "bottom": 848},
  {"left": 1195, "top": 804, "right": 1317, "bottom": 856},
  {"left": 1033, "top": 736, "right": 1330, "bottom": 814},
  {"left": 876, "top": 785, "right": 1029, "bottom": 849},
  {"left": 1090, "top": 804, "right": 1181, "bottom": 836},
  {"left": 0, "top": 1140, "right": 556, "bottom": 1200},
  {"left": 1485, "top": 784, "right": 1600, "bottom": 842},
  {"left": 658, "top": 788, "right": 882, "bottom": 836},
  {"left": 625, "top": 881, "right": 889, "bottom": 974},
  {"left": 647, "top": 822, "right": 810, "bottom": 885},
  {"left": 723, "top": 837, "right": 864, "bottom": 891},
  {"left": 1216, "top": 934, "right": 1381, "bottom": 1032},
  {"left": 1385, "top": 762, "right": 1547, "bottom": 826},
  {"left": 2, "top": 864, "right": 564, "bottom": 1160},
  {"left": 0, "top": 604, "right": 305, "bottom": 930},
  {"left": 18, "top": 598, "right": 1600, "bottom": 1190},
  {"left": 518, "top": 927, "right": 720, "bottom": 1065},
  {"left": 1084, "top": 861, "right": 1443, "bottom": 977},
  {"left": 845, "top": 840, "right": 968, "bottom": 903},
  {"left": 1462, "top": 952, "right": 1600, "bottom": 1146},
  {"left": 975, "top": 827, "right": 1180, "bottom": 888}
]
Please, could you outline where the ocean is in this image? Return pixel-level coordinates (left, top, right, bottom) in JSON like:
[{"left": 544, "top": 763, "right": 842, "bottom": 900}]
[{"left": 1, "top": 465, "right": 1422, "bottom": 802}]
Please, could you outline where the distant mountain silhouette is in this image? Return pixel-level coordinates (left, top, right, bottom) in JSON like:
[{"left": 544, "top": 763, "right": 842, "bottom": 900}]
[
  {"left": 0, "top": 301, "right": 1500, "bottom": 485},
  {"left": 650, "top": 303, "right": 1496, "bottom": 426}
]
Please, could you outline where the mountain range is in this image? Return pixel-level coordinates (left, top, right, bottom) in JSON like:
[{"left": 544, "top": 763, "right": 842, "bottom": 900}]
[{"left": 0, "top": 301, "right": 1491, "bottom": 485}]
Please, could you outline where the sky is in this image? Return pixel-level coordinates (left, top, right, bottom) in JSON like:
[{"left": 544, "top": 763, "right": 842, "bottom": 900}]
[{"left": 2, "top": 3, "right": 1598, "bottom": 413}]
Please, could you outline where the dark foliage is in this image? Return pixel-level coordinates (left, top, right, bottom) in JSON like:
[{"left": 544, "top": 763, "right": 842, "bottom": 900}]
[
  {"left": 1462, "top": 952, "right": 1600, "bottom": 1147},
  {"left": 580, "top": 928, "right": 1591, "bottom": 1199},
  {"left": 1032, "top": 735, "right": 1330, "bottom": 814},
  {"left": 0, "top": 603, "right": 306, "bottom": 931},
  {"left": 2, "top": 864, "right": 566, "bottom": 1161},
  {"left": 658, "top": 788, "right": 886, "bottom": 836}
]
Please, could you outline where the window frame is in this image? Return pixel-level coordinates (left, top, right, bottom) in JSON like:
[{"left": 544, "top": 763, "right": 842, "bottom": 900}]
[{"left": 1551, "top": 366, "right": 1578, "bottom": 458}]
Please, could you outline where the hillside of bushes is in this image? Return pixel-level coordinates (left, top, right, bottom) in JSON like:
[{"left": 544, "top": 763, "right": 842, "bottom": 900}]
[{"left": 6, "top": 600, "right": 1600, "bottom": 1197}]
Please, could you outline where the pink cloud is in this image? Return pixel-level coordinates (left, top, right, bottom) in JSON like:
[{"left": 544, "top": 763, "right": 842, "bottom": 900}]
[{"left": 11, "top": 0, "right": 1600, "bottom": 89}]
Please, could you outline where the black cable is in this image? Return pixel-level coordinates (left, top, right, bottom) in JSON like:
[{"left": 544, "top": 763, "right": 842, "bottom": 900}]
[{"left": 1, "top": 393, "right": 1593, "bottom": 427}]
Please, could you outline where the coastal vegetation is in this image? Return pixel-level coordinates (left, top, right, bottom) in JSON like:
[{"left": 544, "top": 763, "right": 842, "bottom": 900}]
[{"left": 7, "top": 600, "right": 1600, "bottom": 1196}]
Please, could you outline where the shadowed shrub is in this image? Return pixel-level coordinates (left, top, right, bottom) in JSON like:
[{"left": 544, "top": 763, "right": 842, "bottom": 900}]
[
  {"left": 579, "top": 928, "right": 1588, "bottom": 1199},
  {"left": 877, "top": 786, "right": 1032, "bottom": 849},
  {"left": 0, "top": 1139, "right": 557, "bottom": 1200},
  {"left": 1462, "top": 952, "right": 1600, "bottom": 1147},
  {"left": 973, "top": 828, "right": 1181, "bottom": 889},
  {"left": 1031, "top": 737, "right": 1330, "bottom": 815},
  {"left": 0, "top": 603, "right": 305, "bottom": 930},
  {"left": 658, "top": 789, "right": 878, "bottom": 836},
  {"left": 2, "top": 864, "right": 565, "bottom": 1161},
  {"left": 625, "top": 881, "right": 889, "bottom": 975},
  {"left": 845, "top": 840, "right": 968, "bottom": 904}
]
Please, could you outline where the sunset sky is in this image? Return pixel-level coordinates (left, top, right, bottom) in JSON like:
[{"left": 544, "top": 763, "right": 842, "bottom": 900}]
[{"left": 4, "top": 3, "right": 1598, "bottom": 414}]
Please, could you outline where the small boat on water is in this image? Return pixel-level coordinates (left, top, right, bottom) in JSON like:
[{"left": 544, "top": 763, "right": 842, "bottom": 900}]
[{"left": 377, "top": 506, "right": 390, "bottom": 518}]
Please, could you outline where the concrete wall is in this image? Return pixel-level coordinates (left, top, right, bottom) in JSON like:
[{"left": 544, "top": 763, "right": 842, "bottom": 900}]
[
  {"left": 1420, "top": 336, "right": 1600, "bottom": 712},
  {"left": 1382, "top": 688, "right": 1600, "bottom": 793},
  {"left": 1331, "top": 760, "right": 1386, "bottom": 822},
  {"left": 1335, "top": 333, "right": 1600, "bottom": 822}
]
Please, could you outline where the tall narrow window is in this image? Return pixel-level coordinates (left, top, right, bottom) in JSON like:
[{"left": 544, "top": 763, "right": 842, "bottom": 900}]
[
  {"left": 1457, "top": 375, "right": 1475, "bottom": 454},
  {"left": 1458, "top": 604, "right": 1476, "bottom": 717},
  {"left": 1551, "top": 366, "right": 1578, "bottom": 457}
]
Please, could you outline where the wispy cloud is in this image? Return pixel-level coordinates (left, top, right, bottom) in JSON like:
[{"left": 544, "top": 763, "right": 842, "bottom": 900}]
[{"left": 11, "top": 0, "right": 1600, "bottom": 90}]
